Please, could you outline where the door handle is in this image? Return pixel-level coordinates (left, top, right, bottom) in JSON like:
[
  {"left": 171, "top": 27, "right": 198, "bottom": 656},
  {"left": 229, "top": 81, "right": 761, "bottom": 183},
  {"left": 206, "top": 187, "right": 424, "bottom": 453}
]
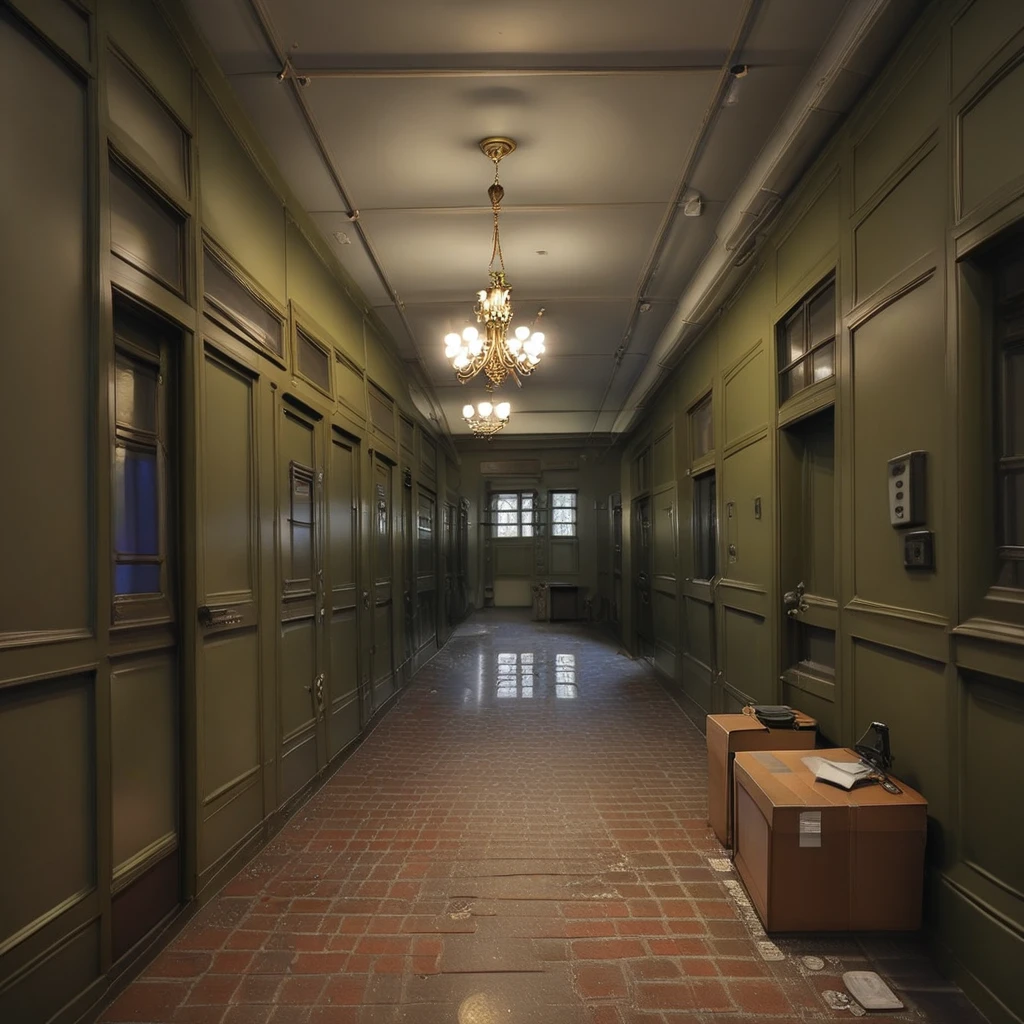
[
  {"left": 309, "top": 673, "right": 325, "bottom": 719},
  {"left": 783, "top": 581, "right": 808, "bottom": 617},
  {"left": 362, "top": 590, "right": 370, "bottom": 609}
]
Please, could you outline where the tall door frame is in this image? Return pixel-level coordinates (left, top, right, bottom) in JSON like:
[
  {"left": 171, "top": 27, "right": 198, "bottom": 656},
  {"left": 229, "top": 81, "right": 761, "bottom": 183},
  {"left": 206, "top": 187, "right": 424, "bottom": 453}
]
[
  {"left": 275, "top": 396, "right": 328, "bottom": 804},
  {"left": 108, "top": 297, "right": 183, "bottom": 961},
  {"left": 369, "top": 450, "right": 397, "bottom": 713},
  {"left": 326, "top": 424, "right": 363, "bottom": 758}
]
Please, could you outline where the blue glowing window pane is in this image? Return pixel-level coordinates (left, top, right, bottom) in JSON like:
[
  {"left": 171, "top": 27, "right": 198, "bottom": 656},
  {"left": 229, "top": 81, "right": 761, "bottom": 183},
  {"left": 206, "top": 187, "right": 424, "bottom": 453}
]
[
  {"left": 115, "top": 446, "right": 159, "bottom": 555},
  {"left": 115, "top": 562, "right": 161, "bottom": 595}
]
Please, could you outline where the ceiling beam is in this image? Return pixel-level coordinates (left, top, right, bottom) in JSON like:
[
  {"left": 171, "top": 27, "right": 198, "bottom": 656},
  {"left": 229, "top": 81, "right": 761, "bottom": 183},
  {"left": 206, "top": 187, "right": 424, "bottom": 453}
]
[{"left": 274, "top": 63, "right": 725, "bottom": 80}]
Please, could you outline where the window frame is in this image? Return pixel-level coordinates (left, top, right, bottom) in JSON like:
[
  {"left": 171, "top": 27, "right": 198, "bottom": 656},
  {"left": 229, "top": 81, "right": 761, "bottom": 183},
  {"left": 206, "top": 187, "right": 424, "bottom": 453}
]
[
  {"left": 490, "top": 490, "right": 537, "bottom": 539},
  {"left": 549, "top": 490, "right": 579, "bottom": 539},
  {"left": 110, "top": 305, "right": 174, "bottom": 626},
  {"left": 692, "top": 469, "right": 717, "bottom": 583},
  {"left": 776, "top": 275, "right": 837, "bottom": 405}
]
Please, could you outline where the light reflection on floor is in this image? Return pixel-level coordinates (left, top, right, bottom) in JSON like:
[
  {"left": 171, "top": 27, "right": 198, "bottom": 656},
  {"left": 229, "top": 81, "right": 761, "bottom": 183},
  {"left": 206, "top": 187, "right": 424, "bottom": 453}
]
[{"left": 493, "top": 651, "right": 578, "bottom": 699}]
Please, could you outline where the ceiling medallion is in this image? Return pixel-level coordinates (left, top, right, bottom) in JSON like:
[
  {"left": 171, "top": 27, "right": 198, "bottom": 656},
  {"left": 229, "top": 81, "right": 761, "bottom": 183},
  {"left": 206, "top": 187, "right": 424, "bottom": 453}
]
[
  {"left": 462, "top": 399, "right": 511, "bottom": 438},
  {"left": 444, "top": 137, "right": 546, "bottom": 390}
]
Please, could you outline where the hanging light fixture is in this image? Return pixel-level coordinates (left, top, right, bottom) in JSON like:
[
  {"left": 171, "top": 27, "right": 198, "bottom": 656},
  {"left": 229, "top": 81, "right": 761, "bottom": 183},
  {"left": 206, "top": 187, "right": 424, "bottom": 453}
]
[
  {"left": 462, "top": 399, "right": 511, "bottom": 437},
  {"left": 444, "top": 137, "right": 546, "bottom": 390}
]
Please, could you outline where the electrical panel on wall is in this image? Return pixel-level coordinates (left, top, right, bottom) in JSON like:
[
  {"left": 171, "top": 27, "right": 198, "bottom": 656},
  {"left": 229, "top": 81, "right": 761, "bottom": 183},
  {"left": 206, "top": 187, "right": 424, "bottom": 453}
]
[{"left": 887, "top": 451, "right": 926, "bottom": 528}]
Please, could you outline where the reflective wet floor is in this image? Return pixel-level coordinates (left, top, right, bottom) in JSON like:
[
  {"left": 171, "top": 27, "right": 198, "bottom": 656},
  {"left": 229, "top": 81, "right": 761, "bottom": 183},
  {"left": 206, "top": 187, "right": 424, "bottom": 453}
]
[{"left": 101, "top": 612, "right": 986, "bottom": 1023}]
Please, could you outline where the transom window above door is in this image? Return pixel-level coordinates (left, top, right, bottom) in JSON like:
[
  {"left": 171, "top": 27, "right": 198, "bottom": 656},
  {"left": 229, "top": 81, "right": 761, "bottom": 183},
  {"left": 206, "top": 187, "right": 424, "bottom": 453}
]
[
  {"left": 491, "top": 491, "right": 535, "bottom": 538},
  {"left": 777, "top": 276, "right": 836, "bottom": 403}
]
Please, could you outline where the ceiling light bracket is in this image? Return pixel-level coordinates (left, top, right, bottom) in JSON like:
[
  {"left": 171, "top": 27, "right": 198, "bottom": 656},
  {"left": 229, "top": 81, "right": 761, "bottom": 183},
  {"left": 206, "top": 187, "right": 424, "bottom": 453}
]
[{"left": 479, "top": 137, "right": 517, "bottom": 163}]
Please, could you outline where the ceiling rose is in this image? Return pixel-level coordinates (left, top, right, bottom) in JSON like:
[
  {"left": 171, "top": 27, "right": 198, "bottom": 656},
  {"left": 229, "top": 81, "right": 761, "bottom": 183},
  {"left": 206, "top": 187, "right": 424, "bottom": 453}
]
[{"left": 443, "top": 137, "right": 546, "bottom": 390}]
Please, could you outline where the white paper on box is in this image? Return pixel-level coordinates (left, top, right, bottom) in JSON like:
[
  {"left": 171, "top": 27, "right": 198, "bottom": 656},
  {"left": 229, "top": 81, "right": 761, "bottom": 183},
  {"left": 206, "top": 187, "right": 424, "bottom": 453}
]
[{"left": 799, "top": 810, "right": 822, "bottom": 847}]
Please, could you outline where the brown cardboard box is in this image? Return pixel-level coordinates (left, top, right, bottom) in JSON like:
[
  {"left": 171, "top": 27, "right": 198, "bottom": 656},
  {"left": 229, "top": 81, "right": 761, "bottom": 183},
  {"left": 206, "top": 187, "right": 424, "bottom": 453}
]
[
  {"left": 732, "top": 747, "right": 927, "bottom": 932},
  {"left": 706, "top": 713, "right": 817, "bottom": 847}
]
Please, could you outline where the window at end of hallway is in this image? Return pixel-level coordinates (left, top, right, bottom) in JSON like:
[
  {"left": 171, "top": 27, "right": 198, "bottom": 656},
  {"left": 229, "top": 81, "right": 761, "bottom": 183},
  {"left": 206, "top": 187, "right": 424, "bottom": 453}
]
[
  {"left": 550, "top": 491, "right": 578, "bottom": 538},
  {"left": 491, "top": 491, "right": 535, "bottom": 538},
  {"left": 777, "top": 275, "right": 836, "bottom": 403}
]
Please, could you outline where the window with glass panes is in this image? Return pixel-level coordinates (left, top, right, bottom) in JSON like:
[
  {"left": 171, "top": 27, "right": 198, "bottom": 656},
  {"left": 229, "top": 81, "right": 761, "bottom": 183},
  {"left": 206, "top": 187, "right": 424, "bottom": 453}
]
[
  {"left": 550, "top": 491, "right": 578, "bottom": 537},
  {"left": 690, "top": 393, "right": 713, "bottom": 461},
  {"left": 777, "top": 276, "right": 836, "bottom": 403},
  {"left": 993, "top": 238, "right": 1024, "bottom": 587},
  {"left": 491, "top": 491, "right": 535, "bottom": 538}
]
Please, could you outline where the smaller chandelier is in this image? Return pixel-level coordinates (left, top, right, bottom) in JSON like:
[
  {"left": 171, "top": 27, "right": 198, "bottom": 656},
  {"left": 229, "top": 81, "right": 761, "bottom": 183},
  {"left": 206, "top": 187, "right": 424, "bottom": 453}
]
[{"left": 462, "top": 399, "right": 511, "bottom": 437}]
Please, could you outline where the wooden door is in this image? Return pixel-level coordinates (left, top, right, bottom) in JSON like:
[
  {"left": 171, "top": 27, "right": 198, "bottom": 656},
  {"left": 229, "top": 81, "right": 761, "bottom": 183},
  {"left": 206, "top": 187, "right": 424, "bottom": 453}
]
[
  {"left": 109, "top": 301, "right": 181, "bottom": 960},
  {"left": 196, "top": 346, "right": 265, "bottom": 884},
  {"left": 277, "top": 402, "right": 327, "bottom": 802},
  {"left": 370, "top": 454, "right": 395, "bottom": 709},
  {"left": 633, "top": 495, "right": 654, "bottom": 661},
  {"left": 327, "top": 428, "right": 361, "bottom": 757},
  {"left": 417, "top": 487, "right": 438, "bottom": 653},
  {"left": 779, "top": 406, "right": 837, "bottom": 733}
]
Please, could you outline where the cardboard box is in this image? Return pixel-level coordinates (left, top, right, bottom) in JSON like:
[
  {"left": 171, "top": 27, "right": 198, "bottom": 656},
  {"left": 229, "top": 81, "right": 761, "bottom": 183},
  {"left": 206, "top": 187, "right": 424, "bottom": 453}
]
[
  {"left": 732, "top": 747, "right": 927, "bottom": 932},
  {"left": 707, "top": 713, "right": 817, "bottom": 847}
]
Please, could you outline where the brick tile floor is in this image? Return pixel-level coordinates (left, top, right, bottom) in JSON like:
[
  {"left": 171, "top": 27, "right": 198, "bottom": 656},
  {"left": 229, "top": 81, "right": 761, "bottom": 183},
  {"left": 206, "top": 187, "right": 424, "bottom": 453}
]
[{"left": 100, "top": 612, "right": 988, "bottom": 1023}]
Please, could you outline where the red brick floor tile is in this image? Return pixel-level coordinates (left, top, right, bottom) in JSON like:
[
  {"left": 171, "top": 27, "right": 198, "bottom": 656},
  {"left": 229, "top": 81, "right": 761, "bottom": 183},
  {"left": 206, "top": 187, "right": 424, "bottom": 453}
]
[
  {"left": 96, "top": 614, "right": 985, "bottom": 1024},
  {"left": 727, "top": 978, "right": 794, "bottom": 1014},
  {"left": 574, "top": 963, "right": 629, "bottom": 999},
  {"left": 572, "top": 938, "right": 646, "bottom": 960}
]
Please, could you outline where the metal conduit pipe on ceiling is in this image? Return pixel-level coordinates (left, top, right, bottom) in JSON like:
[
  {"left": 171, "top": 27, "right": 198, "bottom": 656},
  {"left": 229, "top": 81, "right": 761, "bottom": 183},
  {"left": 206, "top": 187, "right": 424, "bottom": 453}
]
[{"left": 611, "top": 0, "right": 922, "bottom": 436}]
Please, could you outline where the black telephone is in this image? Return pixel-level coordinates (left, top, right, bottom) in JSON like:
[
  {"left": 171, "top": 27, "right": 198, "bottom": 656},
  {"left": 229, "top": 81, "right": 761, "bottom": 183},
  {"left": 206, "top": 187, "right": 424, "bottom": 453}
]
[{"left": 855, "top": 722, "right": 902, "bottom": 795}]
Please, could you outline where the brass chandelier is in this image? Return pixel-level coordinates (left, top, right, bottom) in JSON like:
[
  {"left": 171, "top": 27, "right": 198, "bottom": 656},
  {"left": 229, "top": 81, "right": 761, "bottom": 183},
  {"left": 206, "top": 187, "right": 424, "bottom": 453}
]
[
  {"left": 462, "top": 399, "right": 511, "bottom": 438},
  {"left": 444, "top": 137, "right": 546, "bottom": 390}
]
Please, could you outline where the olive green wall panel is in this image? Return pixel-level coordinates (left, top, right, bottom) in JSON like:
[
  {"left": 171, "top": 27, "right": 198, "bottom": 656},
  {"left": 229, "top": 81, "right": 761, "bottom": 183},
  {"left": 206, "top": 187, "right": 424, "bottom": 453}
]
[
  {"left": 550, "top": 540, "right": 579, "bottom": 576},
  {"left": 683, "top": 597, "right": 714, "bottom": 669},
  {"left": 651, "top": 429, "right": 674, "bottom": 487},
  {"left": 286, "top": 220, "right": 364, "bottom": 366},
  {"left": 852, "top": 639, "right": 949, "bottom": 832},
  {"left": 0, "top": 14, "right": 89, "bottom": 639},
  {"left": 776, "top": 177, "right": 839, "bottom": 302},
  {"left": 959, "top": 59, "right": 1024, "bottom": 218},
  {"left": 200, "top": 776, "right": 262, "bottom": 876},
  {"left": 201, "top": 633, "right": 260, "bottom": 799},
  {"left": 279, "top": 621, "right": 316, "bottom": 745},
  {"left": 951, "top": 0, "right": 1024, "bottom": 97},
  {"left": 652, "top": 492, "right": 676, "bottom": 575},
  {"left": 652, "top": 590, "right": 676, "bottom": 648},
  {"left": 199, "top": 89, "right": 287, "bottom": 303},
  {"left": 0, "top": 675, "right": 95, "bottom": 947},
  {"left": 329, "top": 613, "right": 361, "bottom": 750},
  {"left": 719, "top": 265, "right": 772, "bottom": 369},
  {"left": 723, "top": 346, "right": 768, "bottom": 446},
  {"left": 0, "top": 919, "right": 100, "bottom": 1024},
  {"left": 853, "top": 44, "right": 943, "bottom": 210},
  {"left": 852, "top": 274, "right": 946, "bottom": 615},
  {"left": 202, "top": 355, "right": 255, "bottom": 600},
  {"left": 963, "top": 674, "right": 1024, "bottom": 900},
  {"left": 782, "top": 678, "right": 838, "bottom": 743},
  {"left": 721, "top": 606, "right": 769, "bottom": 702},
  {"left": 721, "top": 438, "right": 771, "bottom": 588},
  {"left": 854, "top": 147, "right": 943, "bottom": 302},
  {"left": 336, "top": 353, "right": 366, "bottom": 419},
  {"left": 110, "top": 655, "right": 178, "bottom": 872},
  {"left": 494, "top": 542, "right": 533, "bottom": 577},
  {"left": 8, "top": 0, "right": 90, "bottom": 68},
  {"left": 106, "top": 0, "right": 192, "bottom": 123},
  {"left": 939, "top": 877, "right": 1024, "bottom": 1024},
  {"left": 681, "top": 656, "right": 713, "bottom": 714},
  {"left": 107, "top": 51, "right": 189, "bottom": 196}
]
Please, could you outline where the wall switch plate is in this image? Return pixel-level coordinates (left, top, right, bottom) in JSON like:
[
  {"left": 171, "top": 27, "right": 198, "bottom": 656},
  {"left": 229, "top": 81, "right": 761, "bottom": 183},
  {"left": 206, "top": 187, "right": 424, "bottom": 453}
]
[
  {"left": 888, "top": 450, "right": 926, "bottom": 528},
  {"left": 903, "top": 530, "right": 934, "bottom": 570}
]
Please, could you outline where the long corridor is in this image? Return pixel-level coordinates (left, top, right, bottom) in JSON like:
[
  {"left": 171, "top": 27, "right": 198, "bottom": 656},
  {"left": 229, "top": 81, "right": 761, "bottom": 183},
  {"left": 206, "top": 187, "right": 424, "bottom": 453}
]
[{"left": 101, "top": 614, "right": 983, "bottom": 1024}]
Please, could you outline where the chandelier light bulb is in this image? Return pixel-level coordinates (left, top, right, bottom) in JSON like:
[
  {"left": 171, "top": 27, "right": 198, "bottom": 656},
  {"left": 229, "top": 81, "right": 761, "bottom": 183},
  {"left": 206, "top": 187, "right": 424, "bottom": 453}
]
[
  {"left": 478, "top": 401, "right": 493, "bottom": 416},
  {"left": 515, "top": 325, "right": 530, "bottom": 341},
  {"left": 445, "top": 332, "right": 461, "bottom": 347},
  {"left": 495, "top": 402, "right": 511, "bottom": 419},
  {"left": 531, "top": 331, "right": 545, "bottom": 347},
  {"left": 462, "top": 404, "right": 475, "bottom": 418},
  {"left": 462, "top": 326, "right": 479, "bottom": 343}
]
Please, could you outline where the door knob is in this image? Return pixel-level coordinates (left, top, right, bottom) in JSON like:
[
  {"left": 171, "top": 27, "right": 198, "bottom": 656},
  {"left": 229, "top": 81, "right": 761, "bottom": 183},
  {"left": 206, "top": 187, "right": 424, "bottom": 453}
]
[
  {"left": 313, "top": 674, "right": 325, "bottom": 718},
  {"left": 362, "top": 590, "right": 370, "bottom": 609},
  {"left": 783, "top": 581, "right": 808, "bottom": 617}
]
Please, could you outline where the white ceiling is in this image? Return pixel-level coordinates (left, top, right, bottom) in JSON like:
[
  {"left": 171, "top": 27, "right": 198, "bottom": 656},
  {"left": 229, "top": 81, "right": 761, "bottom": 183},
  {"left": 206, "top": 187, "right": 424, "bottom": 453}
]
[{"left": 182, "top": 0, "right": 902, "bottom": 439}]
